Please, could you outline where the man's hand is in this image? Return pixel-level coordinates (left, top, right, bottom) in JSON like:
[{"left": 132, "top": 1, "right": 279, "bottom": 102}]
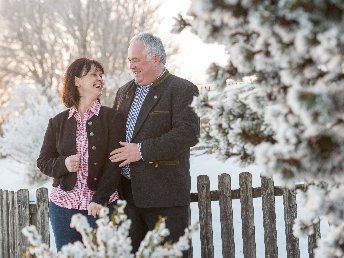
[
  {"left": 65, "top": 154, "right": 80, "bottom": 172},
  {"left": 88, "top": 202, "right": 102, "bottom": 218},
  {"left": 109, "top": 142, "right": 141, "bottom": 167}
]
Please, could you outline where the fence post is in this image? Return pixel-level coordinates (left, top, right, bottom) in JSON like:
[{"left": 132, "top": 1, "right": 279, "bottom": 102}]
[
  {"left": 240, "top": 172, "right": 256, "bottom": 258},
  {"left": 8, "top": 191, "right": 16, "bottom": 258},
  {"left": 188, "top": 205, "right": 193, "bottom": 258},
  {"left": 261, "top": 176, "right": 278, "bottom": 258},
  {"left": 36, "top": 188, "right": 50, "bottom": 245},
  {"left": 0, "top": 190, "right": 4, "bottom": 257},
  {"left": 308, "top": 221, "right": 321, "bottom": 258},
  {"left": 283, "top": 188, "right": 300, "bottom": 258},
  {"left": 16, "top": 189, "right": 30, "bottom": 257},
  {"left": 197, "top": 175, "right": 214, "bottom": 258},
  {"left": 218, "top": 173, "right": 235, "bottom": 258},
  {"left": 2, "top": 190, "right": 9, "bottom": 257}
]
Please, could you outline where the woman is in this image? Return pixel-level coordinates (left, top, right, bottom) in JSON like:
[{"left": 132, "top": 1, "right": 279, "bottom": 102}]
[{"left": 37, "top": 57, "right": 124, "bottom": 251}]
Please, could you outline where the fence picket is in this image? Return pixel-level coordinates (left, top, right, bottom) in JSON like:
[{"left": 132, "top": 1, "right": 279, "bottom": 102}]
[
  {"left": 36, "top": 188, "right": 50, "bottom": 245},
  {"left": 218, "top": 173, "right": 235, "bottom": 258},
  {"left": 239, "top": 172, "right": 256, "bottom": 258},
  {"left": 14, "top": 192, "right": 19, "bottom": 258},
  {"left": 283, "top": 188, "right": 300, "bottom": 258},
  {"left": 197, "top": 175, "right": 214, "bottom": 258},
  {"left": 16, "top": 189, "right": 30, "bottom": 257},
  {"left": 188, "top": 205, "right": 193, "bottom": 258},
  {"left": 2, "top": 190, "right": 9, "bottom": 257},
  {"left": 308, "top": 221, "right": 321, "bottom": 258},
  {"left": 8, "top": 191, "right": 16, "bottom": 258},
  {"left": 0, "top": 190, "right": 4, "bottom": 257},
  {"left": 261, "top": 176, "right": 278, "bottom": 258}
]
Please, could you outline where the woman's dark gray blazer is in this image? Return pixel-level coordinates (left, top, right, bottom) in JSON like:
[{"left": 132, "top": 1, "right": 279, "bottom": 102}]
[{"left": 37, "top": 106, "right": 125, "bottom": 205}]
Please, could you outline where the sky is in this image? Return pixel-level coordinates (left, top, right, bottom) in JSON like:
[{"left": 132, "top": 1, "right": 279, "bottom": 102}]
[{"left": 154, "top": 0, "right": 228, "bottom": 83}]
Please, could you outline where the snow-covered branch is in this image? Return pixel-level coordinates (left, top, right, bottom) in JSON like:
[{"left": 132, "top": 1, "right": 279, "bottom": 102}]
[
  {"left": 178, "top": 0, "right": 344, "bottom": 256},
  {"left": 23, "top": 200, "right": 198, "bottom": 258}
]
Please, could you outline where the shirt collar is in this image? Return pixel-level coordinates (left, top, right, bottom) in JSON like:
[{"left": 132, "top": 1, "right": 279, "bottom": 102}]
[
  {"left": 68, "top": 99, "right": 101, "bottom": 119},
  {"left": 136, "top": 68, "right": 167, "bottom": 88}
]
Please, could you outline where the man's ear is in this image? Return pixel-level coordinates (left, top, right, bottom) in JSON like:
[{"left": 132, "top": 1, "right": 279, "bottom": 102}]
[{"left": 154, "top": 54, "right": 161, "bottom": 64}]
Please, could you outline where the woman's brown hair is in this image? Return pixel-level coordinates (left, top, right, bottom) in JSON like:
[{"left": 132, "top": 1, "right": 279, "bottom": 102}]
[{"left": 61, "top": 58, "right": 104, "bottom": 108}]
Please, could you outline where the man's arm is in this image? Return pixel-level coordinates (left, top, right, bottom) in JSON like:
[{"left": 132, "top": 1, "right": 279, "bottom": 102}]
[
  {"left": 110, "top": 82, "right": 199, "bottom": 165},
  {"left": 140, "top": 82, "right": 199, "bottom": 161}
]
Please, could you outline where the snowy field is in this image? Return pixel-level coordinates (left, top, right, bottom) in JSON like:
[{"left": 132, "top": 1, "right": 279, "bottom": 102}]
[{"left": 0, "top": 152, "right": 315, "bottom": 257}]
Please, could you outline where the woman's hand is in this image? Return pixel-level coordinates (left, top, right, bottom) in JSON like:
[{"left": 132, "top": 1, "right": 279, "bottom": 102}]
[
  {"left": 65, "top": 154, "right": 80, "bottom": 172},
  {"left": 88, "top": 202, "right": 102, "bottom": 218}
]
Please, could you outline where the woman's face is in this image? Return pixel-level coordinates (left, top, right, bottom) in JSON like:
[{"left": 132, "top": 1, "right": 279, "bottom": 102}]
[{"left": 75, "top": 65, "right": 104, "bottom": 100}]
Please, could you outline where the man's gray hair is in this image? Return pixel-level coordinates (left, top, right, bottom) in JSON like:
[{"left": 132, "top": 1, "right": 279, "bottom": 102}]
[{"left": 130, "top": 32, "right": 167, "bottom": 65}]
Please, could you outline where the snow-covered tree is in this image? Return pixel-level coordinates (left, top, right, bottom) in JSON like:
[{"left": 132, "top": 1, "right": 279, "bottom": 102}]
[
  {"left": 101, "top": 74, "right": 132, "bottom": 107},
  {"left": 175, "top": 1, "right": 344, "bottom": 256},
  {"left": 0, "top": 84, "right": 62, "bottom": 184},
  {"left": 0, "top": 0, "right": 159, "bottom": 91},
  {"left": 23, "top": 200, "right": 197, "bottom": 258}
]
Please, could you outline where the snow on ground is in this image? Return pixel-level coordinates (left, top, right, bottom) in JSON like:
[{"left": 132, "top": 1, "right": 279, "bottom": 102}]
[
  {"left": 0, "top": 157, "right": 27, "bottom": 190},
  {"left": 1, "top": 152, "right": 314, "bottom": 257}
]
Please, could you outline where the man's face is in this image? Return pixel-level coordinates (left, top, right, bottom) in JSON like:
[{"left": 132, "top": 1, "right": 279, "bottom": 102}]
[{"left": 127, "top": 40, "right": 158, "bottom": 86}]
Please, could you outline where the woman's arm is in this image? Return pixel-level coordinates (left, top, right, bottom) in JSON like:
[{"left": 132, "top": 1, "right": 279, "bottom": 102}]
[
  {"left": 37, "top": 118, "right": 70, "bottom": 178},
  {"left": 91, "top": 110, "right": 125, "bottom": 205}
]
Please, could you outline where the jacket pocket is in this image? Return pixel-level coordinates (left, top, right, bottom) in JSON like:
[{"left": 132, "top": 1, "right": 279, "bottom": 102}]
[
  {"left": 147, "top": 160, "right": 179, "bottom": 167},
  {"left": 149, "top": 110, "right": 170, "bottom": 115}
]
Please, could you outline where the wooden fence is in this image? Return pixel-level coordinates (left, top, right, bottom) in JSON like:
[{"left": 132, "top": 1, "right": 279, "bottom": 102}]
[
  {"left": 0, "top": 172, "right": 321, "bottom": 258},
  {"left": 190, "top": 172, "right": 321, "bottom": 258},
  {"left": 0, "top": 188, "right": 49, "bottom": 258}
]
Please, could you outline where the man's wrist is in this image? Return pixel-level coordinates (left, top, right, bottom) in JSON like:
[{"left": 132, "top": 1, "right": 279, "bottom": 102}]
[{"left": 137, "top": 143, "right": 144, "bottom": 160}]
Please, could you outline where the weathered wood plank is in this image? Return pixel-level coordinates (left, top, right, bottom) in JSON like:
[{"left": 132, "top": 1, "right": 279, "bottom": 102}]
[
  {"left": 17, "top": 189, "right": 30, "bottom": 257},
  {"left": 261, "top": 176, "right": 278, "bottom": 258},
  {"left": 8, "top": 191, "right": 16, "bottom": 258},
  {"left": 36, "top": 188, "right": 50, "bottom": 245},
  {"left": 240, "top": 172, "right": 256, "bottom": 258},
  {"left": 308, "top": 221, "right": 321, "bottom": 258},
  {"left": 283, "top": 188, "right": 300, "bottom": 258},
  {"left": 190, "top": 184, "right": 307, "bottom": 202},
  {"left": 0, "top": 190, "right": 4, "bottom": 258},
  {"left": 188, "top": 205, "right": 193, "bottom": 258},
  {"left": 2, "top": 190, "right": 9, "bottom": 257},
  {"left": 197, "top": 175, "right": 214, "bottom": 258},
  {"left": 14, "top": 192, "right": 19, "bottom": 258},
  {"left": 218, "top": 173, "right": 235, "bottom": 258}
]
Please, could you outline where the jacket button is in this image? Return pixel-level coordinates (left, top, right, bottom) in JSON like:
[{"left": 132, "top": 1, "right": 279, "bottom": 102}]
[
  {"left": 90, "top": 132, "right": 94, "bottom": 136},
  {"left": 155, "top": 163, "right": 159, "bottom": 168},
  {"left": 94, "top": 162, "right": 98, "bottom": 166},
  {"left": 92, "top": 146, "right": 96, "bottom": 150},
  {"left": 94, "top": 177, "right": 97, "bottom": 181},
  {"left": 88, "top": 121, "right": 93, "bottom": 126}
]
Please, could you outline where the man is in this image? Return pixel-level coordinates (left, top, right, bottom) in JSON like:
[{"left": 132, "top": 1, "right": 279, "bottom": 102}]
[{"left": 110, "top": 32, "right": 199, "bottom": 255}]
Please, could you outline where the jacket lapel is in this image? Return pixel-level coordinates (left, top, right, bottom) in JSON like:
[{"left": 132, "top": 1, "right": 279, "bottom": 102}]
[
  {"left": 122, "top": 84, "right": 136, "bottom": 121},
  {"left": 131, "top": 87, "right": 160, "bottom": 140},
  {"left": 63, "top": 115, "right": 77, "bottom": 154}
]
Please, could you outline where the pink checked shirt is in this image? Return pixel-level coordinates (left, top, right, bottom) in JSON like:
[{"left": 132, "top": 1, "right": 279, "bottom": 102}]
[{"left": 50, "top": 100, "right": 118, "bottom": 210}]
